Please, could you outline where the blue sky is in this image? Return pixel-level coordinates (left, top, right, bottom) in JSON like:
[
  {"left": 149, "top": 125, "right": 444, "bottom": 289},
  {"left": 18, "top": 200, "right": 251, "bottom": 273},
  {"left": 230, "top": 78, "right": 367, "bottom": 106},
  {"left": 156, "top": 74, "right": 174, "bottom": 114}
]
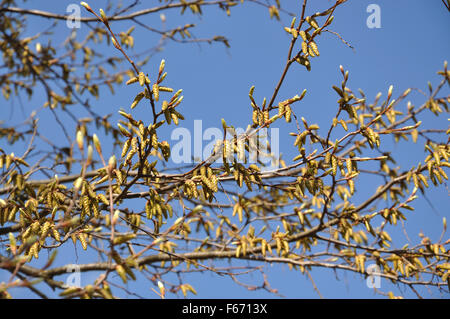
[{"left": 1, "top": 0, "right": 449, "bottom": 298}]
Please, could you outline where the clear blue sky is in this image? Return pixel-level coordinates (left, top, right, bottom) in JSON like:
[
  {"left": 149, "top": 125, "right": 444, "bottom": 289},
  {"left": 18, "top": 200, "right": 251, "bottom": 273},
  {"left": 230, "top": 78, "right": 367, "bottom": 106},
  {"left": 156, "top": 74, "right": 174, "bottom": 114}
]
[{"left": 1, "top": 0, "right": 449, "bottom": 298}]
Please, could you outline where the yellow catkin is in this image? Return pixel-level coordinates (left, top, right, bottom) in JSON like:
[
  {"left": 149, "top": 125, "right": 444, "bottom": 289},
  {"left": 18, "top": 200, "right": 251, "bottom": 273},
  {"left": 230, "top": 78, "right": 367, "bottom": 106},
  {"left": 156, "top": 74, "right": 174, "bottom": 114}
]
[
  {"left": 263, "top": 111, "right": 269, "bottom": 123},
  {"left": 31, "top": 221, "right": 40, "bottom": 233},
  {"left": 346, "top": 158, "right": 352, "bottom": 174},
  {"left": 126, "top": 77, "right": 138, "bottom": 85},
  {"left": 52, "top": 227, "right": 61, "bottom": 242},
  {"left": 78, "top": 233, "right": 88, "bottom": 250},
  {"left": 325, "top": 152, "right": 331, "bottom": 164},
  {"left": 311, "top": 19, "right": 319, "bottom": 29},
  {"left": 152, "top": 84, "right": 159, "bottom": 101},
  {"left": 285, "top": 106, "right": 292, "bottom": 123},
  {"left": 31, "top": 242, "right": 39, "bottom": 259},
  {"left": 301, "top": 41, "right": 308, "bottom": 54},
  {"left": 116, "top": 265, "right": 128, "bottom": 283},
  {"left": 40, "top": 221, "right": 51, "bottom": 240},
  {"left": 348, "top": 179, "right": 355, "bottom": 194},
  {"left": 252, "top": 110, "right": 258, "bottom": 125},
  {"left": 138, "top": 72, "right": 145, "bottom": 86},
  {"left": 331, "top": 156, "right": 338, "bottom": 176},
  {"left": 310, "top": 42, "right": 319, "bottom": 56},
  {"left": 278, "top": 103, "right": 285, "bottom": 116},
  {"left": 299, "top": 30, "right": 307, "bottom": 41}
]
